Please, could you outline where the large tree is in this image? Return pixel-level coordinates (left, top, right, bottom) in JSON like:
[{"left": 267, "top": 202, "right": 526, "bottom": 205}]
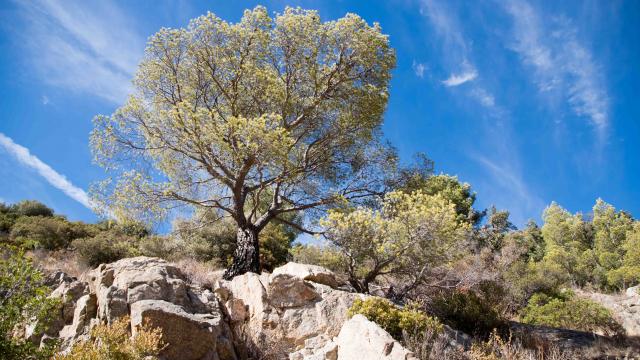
[{"left": 90, "top": 7, "right": 396, "bottom": 278}]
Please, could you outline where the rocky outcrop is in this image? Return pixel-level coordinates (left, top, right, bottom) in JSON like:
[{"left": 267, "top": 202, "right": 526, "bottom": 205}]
[
  {"left": 131, "top": 300, "right": 235, "bottom": 360},
  {"left": 35, "top": 257, "right": 238, "bottom": 360},
  {"left": 577, "top": 287, "right": 640, "bottom": 337},
  {"left": 215, "top": 264, "right": 369, "bottom": 357},
  {"left": 36, "top": 259, "right": 417, "bottom": 360}
]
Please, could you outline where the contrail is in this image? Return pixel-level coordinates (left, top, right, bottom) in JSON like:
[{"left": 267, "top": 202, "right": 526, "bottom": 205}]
[{"left": 0, "top": 132, "right": 92, "bottom": 209}]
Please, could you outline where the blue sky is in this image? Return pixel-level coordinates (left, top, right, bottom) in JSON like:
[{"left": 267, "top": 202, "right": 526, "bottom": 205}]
[{"left": 0, "top": 0, "right": 638, "bottom": 228}]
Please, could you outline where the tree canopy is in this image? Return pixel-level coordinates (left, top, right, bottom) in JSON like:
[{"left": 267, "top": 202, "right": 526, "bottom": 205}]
[{"left": 91, "top": 6, "right": 396, "bottom": 277}]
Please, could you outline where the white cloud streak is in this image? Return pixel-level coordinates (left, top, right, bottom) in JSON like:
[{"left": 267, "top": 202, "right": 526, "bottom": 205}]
[
  {"left": 504, "top": 0, "right": 609, "bottom": 134},
  {"left": 442, "top": 69, "right": 478, "bottom": 87},
  {"left": 15, "top": 0, "right": 144, "bottom": 104},
  {"left": 0, "top": 132, "right": 91, "bottom": 210}
]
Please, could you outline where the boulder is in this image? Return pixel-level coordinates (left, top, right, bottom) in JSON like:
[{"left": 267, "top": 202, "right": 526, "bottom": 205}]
[
  {"left": 336, "top": 315, "right": 416, "bottom": 360},
  {"left": 626, "top": 285, "right": 639, "bottom": 298},
  {"left": 59, "top": 294, "right": 97, "bottom": 344},
  {"left": 217, "top": 263, "right": 365, "bottom": 356},
  {"left": 131, "top": 300, "right": 237, "bottom": 360},
  {"left": 578, "top": 288, "right": 640, "bottom": 337},
  {"left": 88, "top": 257, "right": 191, "bottom": 323},
  {"left": 268, "top": 273, "right": 321, "bottom": 308},
  {"left": 272, "top": 263, "right": 343, "bottom": 289}
]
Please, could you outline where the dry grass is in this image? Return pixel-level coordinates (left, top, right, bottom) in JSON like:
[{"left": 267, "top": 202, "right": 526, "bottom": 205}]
[
  {"left": 28, "top": 249, "right": 89, "bottom": 280},
  {"left": 172, "top": 257, "right": 225, "bottom": 289}
]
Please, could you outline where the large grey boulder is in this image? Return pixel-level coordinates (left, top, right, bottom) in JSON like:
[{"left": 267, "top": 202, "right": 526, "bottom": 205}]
[
  {"left": 216, "top": 263, "right": 365, "bottom": 357},
  {"left": 336, "top": 315, "right": 416, "bottom": 360},
  {"left": 131, "top": 300, "right": 236, "bottom": 360},
  {"left": 88, "top": 257, "right": 191, "bottom": 323},
  {"left": 272, "top": 263, "right": 343, "bottom": 289}
]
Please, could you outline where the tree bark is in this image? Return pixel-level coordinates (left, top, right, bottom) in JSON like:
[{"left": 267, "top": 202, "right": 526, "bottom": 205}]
[{"left": 223, "top": 226, "right": 260, "bottom": 279}]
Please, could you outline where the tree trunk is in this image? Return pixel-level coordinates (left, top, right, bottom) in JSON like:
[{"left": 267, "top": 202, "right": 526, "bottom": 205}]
[{"left": 223, "top": 227, "right": 260, "bottom": 279}]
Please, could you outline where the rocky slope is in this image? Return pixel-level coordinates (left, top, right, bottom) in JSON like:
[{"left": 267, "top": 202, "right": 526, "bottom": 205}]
[
  {"left": 577, "top": 286, "right": 640, "bottom": 337},
  {"left": 27, "top": 257, "right": 418, "bottom": 360}
]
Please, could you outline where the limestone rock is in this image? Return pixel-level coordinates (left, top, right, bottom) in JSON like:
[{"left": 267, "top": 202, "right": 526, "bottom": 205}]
[
  {"left": 217, "top": 265, "right": 365, "bottom": 356},
  {"left": 336, "top": 315, "right": 416, "bottom": 360},
  {"left": 131, "top": 300, "right": 236, "bottom": 360},
  {"left": 578, "top": 288, "right": 640, "bottom": 337},
  {"left": 272, "top": 263, "right": 343, "bottom": 289},
  {"left": 59, "top": 293, "right": 97, "bottom": 344},
  {"left": 268, "top": 273, "right": 321, "bottom": 308}
]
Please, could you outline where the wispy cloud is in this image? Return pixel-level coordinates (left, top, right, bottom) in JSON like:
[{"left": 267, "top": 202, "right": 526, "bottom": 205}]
[
  {"left": 15, "top": 0, "right": 144, "bottom": 104},
  {"left": 472, "top": 154, "right": 544, "bottom": 225},
  {"left": 504, "top": 0, "right": 609, "bottom": 134},
  {"left": 412, "top": 61, "right": 427, "bottom": 78},
  {"left": 420, "top": 0, "right": 496, "bottom": 110},
  {"left": 442, "top": 69, "right": 478, "bottom": 87},
  {"left": 0, "top": 132, "right": 91, "bottom": 209},
  {"left": 41, "top": 95, "right": 50, "bottom": 105},
  {"left": 470, "top": 88, "right": 495, "bottom": 108}
]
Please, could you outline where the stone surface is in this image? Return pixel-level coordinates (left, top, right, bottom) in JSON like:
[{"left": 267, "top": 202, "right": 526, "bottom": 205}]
[
  {"left": 267, "top": 273, "right": 321, "bottom": 308},
  {"left": 217, "top": 263, "right": 366, "bottom": 356},
  {"left": 578, "top": 288, "right": 640, "bottom": 337},
  {"left": 131, "top": 300, "right": 236, "bottom": 360},
  {"left": 336, "top": 315, "right": 416, "bottom": 360},
  {"left": 88, "top": 257, "right": 191, "bottom": 323},
  {"left": 272, "top": 263, "right": 343, "bottom": 289}
]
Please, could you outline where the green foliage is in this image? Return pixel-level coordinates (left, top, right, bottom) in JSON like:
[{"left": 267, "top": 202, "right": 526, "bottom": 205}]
[
  {"left": 477, "top": 207, "right": 516, "bottom": 251},
  {"left": 173, "top": 215, "right": 298, "bottom": 270},
  {"left": 9, "top": 216, "right": 78, "bottom": 250},
  {"left": 90, "top": 5, "right": 397, "bottom": 276},
  {"left": 348, "top": 297, "right": 442, "bottom": 340},
  {"left": 0, "top": 245, "right": 60, "bottom": 359},
  {"left": 72, "top": 231, "right": 140, "bottom": 267},
  {"left": 322, "top": 190, "right": 470, "bottom": 293},
  {"left": 503, "top": 260, "right": 567, "bottom": 308},
  {"left": 290, "top": 243, "right": 346, "bottom": 273},
  {"left": 11, "top": 200, "right": 54, "bottom": 217},
  {"left": 520, "top": 291, "right": 623, "bottom": 336},
  {"left": 56, "top": 316, "right": 164, "bottom": 360},
  {"left": 429, "top": 289, "right": 507, "bottom": 338}
]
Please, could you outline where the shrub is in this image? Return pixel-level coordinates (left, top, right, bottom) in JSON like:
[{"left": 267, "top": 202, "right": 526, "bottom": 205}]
[
  {"left": 137, "top": 235, "right": 179, "bottom": 260},
  {"left": 290, "top": 243, "right": 346, "bottom": 272},
  {"left": 348, "top": 297, "right": 442, "bottom": 340},
  {"left": 519, "top": 291, "right": 624, "bottom": 336},
  {"left": 429, "top": 289, "right": 507, "bottom": 338},
  {"left": 72, "top": 232, "right": 139, "bottom": 267},
  {"left": 56, "top": 316, "right": 164, "bottom": 360},
  {"left": 0, "top": 245, "right": 60, "bottom": 359},
  {"left": 9, "top": 216, "right": 77, "bottom": 250},
  {"left": 12, "top": 200, "right": 54, "bottom": 217}
]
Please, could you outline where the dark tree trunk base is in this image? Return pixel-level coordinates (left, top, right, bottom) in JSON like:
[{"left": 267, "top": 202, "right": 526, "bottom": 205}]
[{"left": 223, "top": 227, "right": 260, "bottom": 280}]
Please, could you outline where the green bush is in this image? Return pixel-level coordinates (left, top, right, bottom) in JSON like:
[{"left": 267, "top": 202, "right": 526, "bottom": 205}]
[
  {"left": 137, "top": 235, "right": 180, "bottom": 260},
  {"left": 72, "top": 232, "right": 139, "bottom": 267},
  {"left": 11, "top": 200, "right": 54, "bottom": 217},
  {"left": 0, "top": 245, "right": 60, "bottom": 359},
  {"left": 9, "top": 216, "right": 77, "bottom": 250},
  {"left": 429, "top": 289, "right": 507, "bottom": 338},
  {"left": 348, "top": 297, "right": 442, "bottom": 340},
  {"left": 290, "top": 244, "right": 346, "bottom": 273},
  {"left": 519, "top": 291, "right": 624, "bottom": 336}
]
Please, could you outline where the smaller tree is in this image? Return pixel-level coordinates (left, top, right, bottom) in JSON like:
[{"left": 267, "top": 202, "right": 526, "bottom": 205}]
[{"left": 321, "top": 190, "right": 470, "bottom": 294}]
